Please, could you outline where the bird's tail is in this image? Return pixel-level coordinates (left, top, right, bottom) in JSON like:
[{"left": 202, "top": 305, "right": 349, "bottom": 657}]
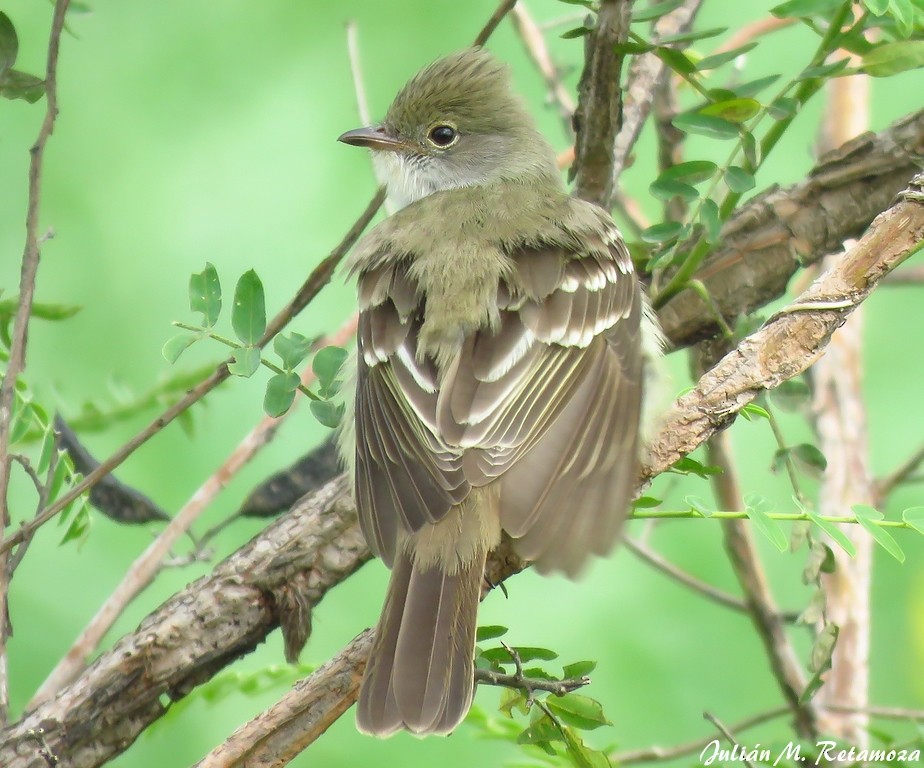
[{"left": 356, "top": 545, "right": 485, "bottom": 736}]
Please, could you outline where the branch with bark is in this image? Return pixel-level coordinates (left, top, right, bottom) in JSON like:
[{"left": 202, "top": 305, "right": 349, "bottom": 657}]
[{"left": 2, "top": 161, "right": 921, "bottom": 766}]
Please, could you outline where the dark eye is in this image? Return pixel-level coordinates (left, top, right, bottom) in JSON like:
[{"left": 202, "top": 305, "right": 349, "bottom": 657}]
[{"left": 428, "top": 125, "right": 457, "bottom": 147}]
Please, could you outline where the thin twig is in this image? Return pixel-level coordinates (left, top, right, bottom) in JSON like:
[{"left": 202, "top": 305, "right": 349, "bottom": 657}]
[
  {"left": 0, "top": 187, "right": 385, "bottom": 560},
  {"left": 712, "top": 16, "right": 797, "bottom": 55},
  {"left": 510, "top": 2, "right": 575, "bottom": 135},
  {"left": 29, "top": 315, "right": 359, "bottom": 706},
  {"left": 473, "top": 0, "right": 518, "bottom": 47},
  {"left": 0, "top": 0, "right": 72, "bottom": 726},
  {"left": 609, "top": 707, "right": 790, "bottom": 765},
  {"left": 876, "top": 442, "right": 924, "bottom": 501},
  {"left": 345, "top": 21, "right": 371, "bottom": 127},
  {"left": 703, "top": 712, "right": 757, "bottom": 768},
  {"left": 474, "top": 668, "right": 589, "bottom": 697},
  {"left": 622, "top": 537, "right": 757, "bottom": 616}
]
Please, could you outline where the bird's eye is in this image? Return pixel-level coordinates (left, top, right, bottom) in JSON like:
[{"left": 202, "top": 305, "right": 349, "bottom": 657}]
[{"left": 428, "top": 125, "right": 458, "bottom": 148}]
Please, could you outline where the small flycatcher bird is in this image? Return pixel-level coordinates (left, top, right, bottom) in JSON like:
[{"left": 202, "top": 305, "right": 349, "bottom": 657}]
[{"left": 338, "top": 48, "right": 651, "bottom": 737}]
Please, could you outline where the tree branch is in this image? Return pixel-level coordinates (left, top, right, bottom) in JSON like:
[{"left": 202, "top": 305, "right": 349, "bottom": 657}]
[
  {"left": 658, "top": 108, "right": 924, "bottom": 348},
  {"left": 572, "top": 0, "right": 633, "bottom": 205},
  {"left": 4, "top": 165, "right": 919, "bottom": 768},
  {"left": 0, "top": 0, "right": 71, "bottom": 727}
]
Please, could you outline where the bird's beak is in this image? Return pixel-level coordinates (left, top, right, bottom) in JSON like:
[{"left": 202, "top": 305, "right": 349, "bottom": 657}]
[{"left": 338, "top": 125, "right": 405, "bottom": 152}]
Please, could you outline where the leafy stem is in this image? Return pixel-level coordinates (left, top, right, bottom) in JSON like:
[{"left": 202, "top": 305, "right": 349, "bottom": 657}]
[{"left": 172, "top": 322, "right": 321, "bottom": 401}]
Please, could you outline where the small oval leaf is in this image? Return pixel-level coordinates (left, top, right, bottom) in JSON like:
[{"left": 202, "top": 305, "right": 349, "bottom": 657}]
[{"left": 232, "top": 269, "right": 266, "bottom": 345}]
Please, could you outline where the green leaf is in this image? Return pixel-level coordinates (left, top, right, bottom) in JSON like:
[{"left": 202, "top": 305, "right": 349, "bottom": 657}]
[
  {"left": 860, "top": 41, "right": 924, "bottom": 76},
  {"left": 902, "top": 507, "right": 924, "bottom": 535},
  {"left": 745, "top": 494, "right": 789, "bottom": 552},
  {"left": 189, "top": 263, "right": 222, "bottom": 327},
  {"left": 791, "top": 443, "right": 828, "bottom": 478},
  {"left": 767, "top": 96, "right": 799, "bottom": 120},
  {"left": 313, "top": 346, "right": 349, "bottom": 398},
  {"left": 561, "top": 25, "right": 592, "bottom": 39},
  {"left": 309, "top": 399, "right": 344, "bottom": 429},
  {"left": 863, "top": 0, "right": 890, "bottom": 13},
  {"left": 517, "top": 714, "right": 563, "bottom": 748},
  {"left": 653, "top": 47, "right": 696, "bottom": 75},
  {"left": 807, "top": 509, "right": 857, "bottom": 557},
  {"left": 228, "top": 346, "right": 261, "bottom": 377},
  {"left": 274, "top": 332, "right": 313, "bottom": 371},
  {"left": 657, "top": 160, "right": 718, "bottom": 184},
  {"left": 480, "top": 646, "right": 559, "bottom": 664},
  {"left": 700, "top": 98, "right": 761, "bottom": 123},
  {"left": 37, "top": 422, "right": 57, "bottom": 475},
  {"left": 640, "top": 222, "right": 683, "bottom": 243},
  {"left": 231, "top": 269, "right": 266, "bottom": 345},
  {"left": 632, "top": 0, "right": 684, "bottom": 22},
  {"left": 890, "top": 0, "right": 916, "bottom": 37},
  {"left": 658, "top": 27, "right": 727, "bottom": 45},
  {"left": 48, "top": 450, "right": 73, "bottom": 503},
  {"left": 649, "top": 178, "right": 700, "bottom": 202},
  {"left": 699, "top": 198, "right": 721, "bottom": 244},
  {"left": 60, "top": 496, "right": 92, "bottom": 546},
  {"left": 742, "top": 131, "right": 760, "bottom": 169},
  {"left": 800, "top": 624, "right": 838, "bottom": 704},
  {"left": 546, "top": 694, "right": 611, "bottom": 730},
  {"left": 476, "top": 625, "right": 508, "bottom": 642},
  {"left": 162, "top": 332, "right": 200, "bottom": 364},
  {"left": 264, "top": 372, "right": 300, "bottom": 418},
  {"left": 740, "top": 403, "right": 770, "bottom": 421},
  {"left": 671, "top": 455, "right": 721, "bottom": 478},
  {"left": 731, "top": 74, "right": 782, "bottom": 98},
  {"left": 498, "top": 687, "right": 529, "bottom": 718},
  {"left": 0, "top": 12, "right": 18, "bottom": 76},
  {"left": 771, "top": 0, "right": 846, "bottom": 18},
  {"left": 853, "top": 504, "right": 905, "bottom": 562},
  {"left": 632, "top": 495, "right": 662, "bottom": 509},
  {"left": 797, "top": 59, "right": 850, "bottom": 80},
  {"left": 612, "top": 41, "right": 656, "bottom": 55},
  {"left": 684, "top": 495, "right": 713, "bottom": 515},
  {"left": 561, "top": 726, "right": 612, "bottom": 768},
  {"left": 724, "top": 166, "right": 756, "bottom": 193},
  {"left": 0, "top": 69, "right": 45, "bottom": 103},
  {"left": 562, "top": 660, "right": 597, "bottom": 678},
  {"left": 672, "top": 112, "right": 739, "bottom": 139},
  {"left": 696, "top": 43, "right": 758, "bottom": 71}
]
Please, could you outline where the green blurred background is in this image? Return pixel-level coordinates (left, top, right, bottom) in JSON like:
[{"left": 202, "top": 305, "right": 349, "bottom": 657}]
[{"left": 1, "top": 1, "right": 923, "bottom": 766}]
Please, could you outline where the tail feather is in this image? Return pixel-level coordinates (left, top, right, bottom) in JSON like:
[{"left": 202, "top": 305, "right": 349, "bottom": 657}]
[{"left": 357, "top": 548, "right": 484, "bottom": 736}]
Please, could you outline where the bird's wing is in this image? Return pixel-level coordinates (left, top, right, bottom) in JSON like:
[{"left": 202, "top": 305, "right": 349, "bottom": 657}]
[
  {"left": 354, "top": 261, "right": 469, "bottom": 566},
  {"left": 437, "top": 228, "right": 644, "bottom": 576},
  {"left": 353, "top": 224, "right": 643, "bottom": 574}
]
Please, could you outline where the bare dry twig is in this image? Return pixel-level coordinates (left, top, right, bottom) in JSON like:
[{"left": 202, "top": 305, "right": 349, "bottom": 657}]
[
  {"left": 0, "top": 0, "right": 71, "bottom": 726},
  {"left": 510, "top": 2, "right": 575, "bottom": 134}
]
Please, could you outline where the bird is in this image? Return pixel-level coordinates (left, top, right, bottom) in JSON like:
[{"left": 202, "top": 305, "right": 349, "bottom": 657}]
[{"left": 336, "top": 47, "right": 655, "bottom": 737}]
